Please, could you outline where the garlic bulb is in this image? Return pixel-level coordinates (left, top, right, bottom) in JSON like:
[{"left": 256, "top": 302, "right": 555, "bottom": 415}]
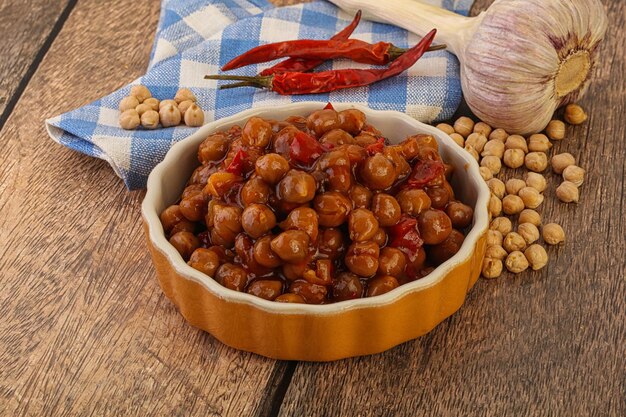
[{"left": 329, "top": 0, "right": 608, "bottom": 134}]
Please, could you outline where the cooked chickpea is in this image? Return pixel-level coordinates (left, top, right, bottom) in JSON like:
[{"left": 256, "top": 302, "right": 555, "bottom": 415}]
[
  {"left": 426, "top": 187, "right": 450, "bottom": 209},
  {"left": 278, "top": 170, "right": 317, "bottom": 204},
  {"left": 556, "top": 181, "right": 579, "bottom": 203},
  {"left": 489, "top": 128, "right": 508, "bottom": 142},
  {"left": 345, "top": 241, "right": 379, "bottom": 277},
  {"left": 119, "top": 96, "right": 139, "bottom": 112},
  {"left": 130, "top": 85, "right": 151, "bottom": 103},
  {"left": 306, "top": 109, "right": 341, "bottom": 137},
  {"left": 503, "top": 148, "right": 525, "bottom": 169},
  {"left": 551, "top": 152, "right": 576, "bottom": 174},
  {"left": 205, "top": 171, "right": 241, "bottom": 198},
  {"left": 445, "top": 201, "right": 473, "bottom": 229},
  {"left": 140, "top": 110, "right": 160, "bottom": 129},
  {"left": 502, "top": 195, "right": 524, "bottom": 215},
  {"left": 314, "top": 191, "right": 352, "bottom": 227},
  {"left": 242, "top": 116, "right": 272, "bottom": 147},
  {"left": 503, "top": 232, "right": 527, "bottom": 253},
  {"left": 525, "top": 172, "right": 547, "bottom": 192},
  {"left": 275, "top": 293, "right": 306, "bottom": 303},
  {"left": 564, "top": 103, "right": 587, "bottom": 125},
  {"left": 240, "top": 177, "right": 271, "bottom": 206},
  {"left": 160, "top": 205, "right": 187, "bottom": 234},
  {"left": 543, "top": 223, "right": 565, "bottom": 245},
  {"left": 184, "top": 103, "right": 204, "bottom": 127},
  {"left": 359, "top": 153, "right": 397, "bottom": 190},
  {"left": 505, "top": 178, "right": 526, "bottom": 196},
  {"left": 453, "top": 116, "right": 474, "bottom": 137},
  {"left": 366, "top": 276, "right": 400, "bottom": 297},
  {"left": 429, "top": 229, "right": 465, "bottom": 265},
  {"left": 159, "top": 102, "right": 182, "bottom": 127},
  {"left": 518, "top": 186, "right": 544, "bottom": 209},
  {"left": 482, "top": 257, "right": 503, "bottom": 279},
  {"left": 318, "top": 228, "right": 345, "bottom": 260},
  {"left": 562, "top": 165, "right": 585, "bottom": 186},
  {"left": 210, "top": 205, "right": 242, "bottom": 247},
  {"left": 253, "top": 236, "right": 282, "bottom": 268},
  {"left": 490, "top": 217, "right": 512, "bottom": 235},
  {"left": 169, "top": 231, "right": 199, "bottom": 260},
  {"left": 519, "top": 209, "right": 542, "bottom": 227},
  {"left": 487, "top": 230, "right": 503, "bottom": 247},
  {"left": 349, "top": 208, "right": 379, "bottom": 242},
  {"left": 188, "top": 248, "right": 220, "bottom": 277},
  {"left": 289, "top": 281, "right": 327, "bottom": 304},
  {"left": 486, "top": 178, "right": 505, "bottom": 200},
  {"left": 504, "top": 135, "right": 528, "bottom": 153},
  {"left": 524, "top": 244, "right": 549, "bottom": 270},
  {"left": 119, "top": 109, "right": 140, "bottom": 130},
  {"left": 527, "top": 134, "right": 552, "bottom": 152},
  {"left": 436, "top": 123, "right": 455, "bottom": 135},
  {"left": 198, "top": 133, "right": 230, "bottom": 163},
  {"left": 279, "top": 207, "right": 319, "bottom": 241},
  {"left": 473, "top": 121, "right": 492, "bottom": 137},
  {"left": 479, "top": 167, "right": 493, "bottom": 181},
  {"left": 396, "top": 189, "right": 431, "bottom": 217},
  {"left": 338, "top": 109, "right": 366, "bottom": 135},
  {"left": 174, "top": 88, "right": 196, "bottom": 104},
  {"left": 418, "top": 209, "right": 452, "bottom": 245},
  {"left": 466, "top": 133, "right": 487, "bottom": 153},
  {"left": 378, "top": 247, "right": 407, "bottom": 277},
  {"left": 481, "top": 155, "right": 502, "bottom": 176},
  {"left": 332, "top": 272, "right": 364, "bottom": 301},
  {"left": 349, "top": 184, "right": 373, "bottom": 209},
  {"left": 247, "top": 280, "right": 283, "bottom": 301},
  {"left": 488, "top": 194, "right": 502, "bottom": 217},
  {"left": 179, "top": 189, "right": 208, "bottom": 222},
  {"left": 255, "top": 153, "right": 289, "bottom": 184},
  {"left": 449, "top": 133, "right": 465, "bottom": 147},
  {"left": 322, "top": 129, "right": 355, "bottom": 147},
  {"left": 545, "top": 120, "right": 566, "bottom": 140},
  {"left": 517, "top": 222, "right": 540, "bottom": 245},
  {"left": 485, "top": 245, "right": 507, "bottom": 261},
  {"left": 481, "top": 139, "right": 505, "bottom": 159},
  {"left": 505, "top": 251, "right": 529, "bottom": 273},
  {"left": 270, "top": 230, "right": 310, "bottom": 263},
  {"left": 215, "top": 263, "right": 247, "bottom": 292},
  {"left": 241, "top": 204, "right": 276, "bottom": 238}
]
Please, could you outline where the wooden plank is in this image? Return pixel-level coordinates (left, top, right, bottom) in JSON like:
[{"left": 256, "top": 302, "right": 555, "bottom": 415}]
[
  {"left": 278, "top": 1, "right": 626, "bottom": 416},
  {"left": 0, "top": 1, "right": 287, "bottom": 416},
  {"left": 0, "top": 0, "right": 73, "bottom": 124}
]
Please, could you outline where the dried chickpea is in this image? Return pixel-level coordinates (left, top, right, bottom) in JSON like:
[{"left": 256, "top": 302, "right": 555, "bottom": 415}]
[
  {"left": 119, "top": 96, "right": 139, "bottom": 112},
  {"left": 543, "top": 223, "right": 565, "bottom": 245},
  {"left": 502, "top": 195, "right": 524, "bottom": 215},
  {"left": 505, "top": 179, "right": 526, "bottom": 196},
  {"left": 178, "top": 100, "right": 194, "bottom": 117},
  {"left": 517, "top": 222, "right": 540, "bottom": 245},
  {"left": 159, "top": 99, "right": 177, "bottom": 109},
  {"left": 143, "top": 97, "right": 159, "bottom": 111},
  {"left": 135, "top": 103, "right": 152, "bottom": 116},
  {"left": 546, "top": 120, "right": 566, "bottom": 140},
  {"left": 490, "top": 217, "right": 512, "bottom": 235},
  {"left": 527, "top": 134, "right": 552, "bottom": 152},
  {"left": 505, "top": 251, "right": 529, "bottom": 273},
  {"left": 473, "top": 121, "right": 492, "bottom": 137},
  {"left": 174, "top": 88, "right": 196, "bottom": 103},
  {"left": 489, "top": 128, "right": 508, "bottom": 142},
  {"left": 449, "top": 133, "right": 465, "bottom": 147},
  {"left": 551, "top": 152, "right": 576, "bottom": 174},
  {"left": 525, "top": 152, "right": 548, "bottom": 172},
  {"left": 488, "top": 194, "right": 502, "bottom": 217},
  {"left": 482, "top": 257, "right": 503, "bottom": 279},
  {"left": 485, "top": 245, "right": 508, "bottom": 261},
  {"left": 481, "top": 140, "right": 505, "bottom": 159},
  {"left": 119, "top": 109, "right": 140, "bottom": 130},
  {"left": 487, "top": 178, "right": 505, "bottom": 199},
  {"left": 479, "top": 167, "right": 493, "bottom": 181},
  {"left": 466, "top": 133, "right": 487, "bottom": 153},
  {"left": 503, "top": 149, "right": 525, "bottom": 169},
  {"left": 481, "top": 155, "right": 502, "bottom": 175},
  {"left": 562, "top": 165, "right": 585, "bottom": 186},
  {"left": 140, "top": 110, "right": 160, "bottom": 129},
  {"left": 465, "top": 145, "right": 479, "bottom": 161},
  {"left": 518, "top": 186, "right": 544, "bottom": 209},
  {"left": 487, "top": 230, "right": 503, "bottom": 247},
  {"left": 505, "top": 135, "right": 528, "bottom": 153},
  {"left": 524, "top": 244, "right": 549, "bottom": 270},
  {"left": 159, "top": 102, "right": 182, "bottom": 127},
  {"left": 564, "top": 104, "right": 587, "bottom": 125},
  {"left": 519, "top": 209, "right": 542, "bottom": 227},
  {"left": 525, "top": 172, "right": 547, "bottom": 192},
  {"left": 503, "top": 232, "right": 527, "bottom": 252},
  {"left": 436, "top": 123, "right": 455, "bottom": 135},
  {"left": 184, "top": 103, "right": 205, "bottom": 127},
  {"left": 556, "top": 181, "right": 579, "bottom": 203},
  {"left": 130, "top": 85, "right": 151, "bottom": 103},
  {"left": 453, "top": 116, "right": 474, "bottom": 137}
]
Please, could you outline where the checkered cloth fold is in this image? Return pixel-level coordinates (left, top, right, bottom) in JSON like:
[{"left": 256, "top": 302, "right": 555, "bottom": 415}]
[{"left": 45, "top": 0, "right": 473, "bottom": 190}]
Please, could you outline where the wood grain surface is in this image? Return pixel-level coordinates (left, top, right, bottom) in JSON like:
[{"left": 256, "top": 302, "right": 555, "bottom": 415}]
[{"left": 0, "top": 0, "right": 623, "bottom": 416}]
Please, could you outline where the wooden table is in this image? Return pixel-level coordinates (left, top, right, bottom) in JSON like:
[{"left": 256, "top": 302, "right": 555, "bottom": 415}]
[{"left": 0, "top": 0, "right": 624, "bottom": 415}]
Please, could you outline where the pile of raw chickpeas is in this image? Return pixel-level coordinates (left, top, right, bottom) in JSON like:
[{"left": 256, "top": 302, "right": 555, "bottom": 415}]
[{"left": 436, "top": 104, "right": 587, "bottom": 279}]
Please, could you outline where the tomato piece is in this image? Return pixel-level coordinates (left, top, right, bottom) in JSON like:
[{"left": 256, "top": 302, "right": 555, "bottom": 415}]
[
  {"left": 365, "top": 137, "right": 385, "bottom": 156},
  {"left": 387, "top": 216, "right": 424, "bottom": 262},
  {"left": 290, "top": 131, "right": 325, "bottom": 165},
  {"left": 323, "top": 102, "right": 335, "bottom": 110},
  {"left": 407, "top": 159, "right": 445, "bottom": 189},
  {"left": 225, "top": 148, "right": 247, "bottom": 175}
]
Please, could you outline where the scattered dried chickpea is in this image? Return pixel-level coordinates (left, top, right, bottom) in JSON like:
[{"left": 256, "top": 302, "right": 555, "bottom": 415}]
[
  {"left": 524, "top": 244, "right": 548, "bottom": 270},
  {"left": 159, "top": 103, "right": 182, "bottom": 127},
  {"left": 490, "top": 216, "right": 512, "bottom": 235},
  {"left": 505, "top": 178, "right": 526, "bottom": 196},
  {"left": 143, "top": 97, "right": 160, "bottom": 111},
  {"left": 184, "top": 103, "right": 205, "bottom": 127},
  {"left": 487, "top": 230, "right": 503, "bottom": 247},
  {"left": 489, "top": 128, "right": 508, "bottom": 142},
  {"left": 140, "top": 110, "right": 160, "bottom": 129},
  {"left": 473, "top": 121, "right": 492, "bottom": 137},
  {"left": 503, "top": 149, "right": 525, "bottom": 169},
  {"left": 517, "top": 222, "right": 540, "bottom": 245},
  {"left": 481, "top": 155, "right": 502, "bottom": 175},
  {"left": 543, "top": 223, "right": 565, "bottom": 245},
  {"left": 450, "top": 133, "right": 465, "bottom": 147},
  {"left": 562, "top": 165, "right": 585, "bottom": 186},
  {"left": 466, "top": 133, "right": 487, "bottom": 153},
  {"left": 174, "top": 88, "right": 196, "bottom": 104},
  {"left": 518, "top": 186, "right": 544, "bottom": 209},
  {"left": 487, "top": 178, "right": 506, "bottom": 199},
  {"left": 503, "top": 232, "right": 527, "bottom": 253},
  {"left": 482, "top": 140, "right": 505, "bottom": 159},
  {"left": 465, "top": 145, "right": 479, "bottom": 161},
  {"left": 488, "top": 194, "right": 503, "bottom": 217},
  {"left": 178, "top": 100, "right": 194, "bottom": 117},
  {"left": 519, "top": 209, "right": 541, "bottom": 227},
  {"left": 546, "top": 120, "right": 566, "bottom": 140},
  {"left": 556, "top": 181, "right": 579, "bottom": 203},
  {"left": 130, "top": 85, "right": 151, "bottom": 103},
  {"left": 454, "top": 116, "right": 474, "bottom": 137},
  {"left": 119, "top": 109, "right": 140, "bottom": 130},
  {"left": 485, "top": 245, "right": 508, "bottom": 261},
  {"left": 436, "top": 123, "right": 455, "bottom": 135},
  {"left": 525, "top": 172, "right": 547, "bottom": 192},
  {"left": 159, "top": 99, "right": 177, "bottom": 110},
  {"left": 527, "top": 134, "right": 552, "bottom": 152},
  {"left": 119, "top": 96, "right": 139, "bottom": 112},
  {"left": 551, "top": 152, "right": 576, "bottom": 174},
  {"left": 525, "top": 152, "right": 548, "bottom": 172},
  {"left": 135, "top": 103, "right": 152, "bottom": 116},
  {"left": 482, "top": 258, "right": 503, "bottom": 279},
  {"left": 505, "top": 135, "right": 528, "bottom": 153},
  {"left": 564, "top": 103, "right": 587, "bottom": 125},
  {"left": 479, "top": 167, "right": 493, "bottom": 181},
  {"left": 502, "top": 195, "right": 524, "bottom": 215},
  {"left": 505, "top": 251, "right": 529, "bottom": 273}
]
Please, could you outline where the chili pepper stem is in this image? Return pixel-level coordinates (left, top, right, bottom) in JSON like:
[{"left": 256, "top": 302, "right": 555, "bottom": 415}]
[
  {"left": 219, "top": 81, "right": 264, "bottom": 90},
  {"left": 388, "top": 44, "right": 447, "bottom": 60},
  {"left": 205, "top": 74, "right": 273, "bottom": 89}
]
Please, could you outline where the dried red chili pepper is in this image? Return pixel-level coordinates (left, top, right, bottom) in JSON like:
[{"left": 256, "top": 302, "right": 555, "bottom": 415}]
[
  {"left": 225, "top": 148, "right": 247, "bottom": 175},
  {"left": 260, "top": 11, "right": 362, "bottom": 76},
  {"left": 206, "top": 29, "right": 437, "bottom": 95},
  {"left": 407, "top": 158, "right": 445, "bottom": 189},
  {"left": 387, "top": 216, "right": 424, "bottom": 262},
  {"left": 289, "top": 131, "right": 325, "bottom": 165},
  {"left": 365, "top": 137, "right": 385, "bottom": 155}
]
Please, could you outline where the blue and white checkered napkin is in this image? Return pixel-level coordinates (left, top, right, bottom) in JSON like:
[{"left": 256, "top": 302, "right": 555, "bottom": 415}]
[{"left": 45, "top": 0, "right": 473, "bottom": 190}]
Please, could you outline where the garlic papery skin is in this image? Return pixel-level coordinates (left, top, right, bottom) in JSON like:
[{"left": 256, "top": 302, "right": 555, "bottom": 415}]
[{"left": 329, "top": 0, "right": 608, "bottom": 135}]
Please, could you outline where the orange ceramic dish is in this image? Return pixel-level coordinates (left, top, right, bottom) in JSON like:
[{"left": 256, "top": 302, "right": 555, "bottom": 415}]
[{"left": 142, "top": 102, "right": 489, "bottom": 361}]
